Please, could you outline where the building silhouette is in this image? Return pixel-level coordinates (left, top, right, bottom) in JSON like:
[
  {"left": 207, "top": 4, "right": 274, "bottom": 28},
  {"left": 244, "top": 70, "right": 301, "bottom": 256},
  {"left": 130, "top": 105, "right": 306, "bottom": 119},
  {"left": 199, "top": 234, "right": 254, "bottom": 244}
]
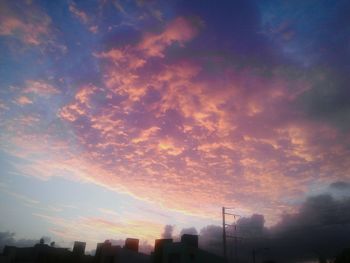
[
  {"left": 94, "top": 239, "right": 149, "bottom": 263},
  {"left": 1, "top": 241, "right": 93, "bottom": 263},
  {"left": 0, "top": 234, "right": 225, "bottom": 263},
  {"left": 153, "top": 234, "right": 225, "bottom": 263},
  {"left": 73, "top": 242, "right": 86, "bottom": 257}
]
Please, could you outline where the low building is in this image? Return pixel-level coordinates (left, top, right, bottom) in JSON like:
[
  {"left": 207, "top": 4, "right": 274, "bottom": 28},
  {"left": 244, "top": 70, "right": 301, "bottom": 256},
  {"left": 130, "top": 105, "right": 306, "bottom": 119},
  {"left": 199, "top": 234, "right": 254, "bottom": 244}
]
[
  {"left": 124, "top": 238, "right": 139, "bottom": 252},
  {"left": 153, "top": 239, "right": 173, "bottom": 263},
  {"left": 1, "top": 241, "right": 93, "bottom": 263},
  {"left": 73, "top": 241, "right": 86, "bottom": 257},
  {"left": 0, "top": 235, "right": 224, "bottom": 263},
  {"left": 94, "top": 239, "right": 150, "bottom": 263},
  {"left": 154, "top": 234, "right": 226, "bottom": 263}
]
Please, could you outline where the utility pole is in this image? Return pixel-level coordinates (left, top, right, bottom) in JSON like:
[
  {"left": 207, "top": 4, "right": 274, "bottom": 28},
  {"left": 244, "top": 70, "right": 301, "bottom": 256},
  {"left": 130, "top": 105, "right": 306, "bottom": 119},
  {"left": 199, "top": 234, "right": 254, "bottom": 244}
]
[
  {"left": 222, "top": 207, "right": 227, "bottom": 261},
  {"left": 234, "top": 234, "right": 238, "bottom": 263},
  {"left": 222, "top": 207, "right": 241, "bottom": 263}
]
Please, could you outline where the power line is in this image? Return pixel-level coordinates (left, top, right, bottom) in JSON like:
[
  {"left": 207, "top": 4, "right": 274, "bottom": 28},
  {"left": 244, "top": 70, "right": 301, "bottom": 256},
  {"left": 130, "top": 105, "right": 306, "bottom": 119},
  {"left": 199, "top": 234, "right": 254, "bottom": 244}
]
[{"left": 222, "top": 207, "right": 241, "bottom": 263}]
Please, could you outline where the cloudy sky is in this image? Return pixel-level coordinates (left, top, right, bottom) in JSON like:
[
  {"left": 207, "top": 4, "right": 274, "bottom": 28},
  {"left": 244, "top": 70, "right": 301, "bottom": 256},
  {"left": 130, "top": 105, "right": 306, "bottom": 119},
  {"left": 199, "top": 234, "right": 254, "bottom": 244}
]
[{"left": 1, "top": 0, "right": 350, "bottom": 254}]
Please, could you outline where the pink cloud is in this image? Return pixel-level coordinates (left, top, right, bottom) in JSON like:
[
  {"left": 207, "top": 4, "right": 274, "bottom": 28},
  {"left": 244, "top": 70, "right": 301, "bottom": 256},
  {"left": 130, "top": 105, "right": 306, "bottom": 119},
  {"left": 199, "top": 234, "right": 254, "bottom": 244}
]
[
  {"left": 137, "top": 17, "right": 200, "bottom": 57},
  {"left": 94, "top": 49, "right": 125, "bottom": 61},
  {"left": 74, "top": 85, "right": 96, "bottom": 105},
  {"left": 0, "top": 3, "right": 52, "bottom": 46},
  {"left": 3, "top": 14, "right": 350, "bottom": 227},
  {"left": 157, "top": 137, "right": 184, "bottom": 156},
  {"left": 48, "top": 57, "right": 349, "bottom": 222},
  {"left": 89, "top": 25, "right": 99, "bottom": 34},
  {"left": 16, "top": 96, "right": 33, "bottom": 105},
  {"left": 69, "top": 2, "right": 89, "bottom": 24},
  {"left": 23, "top": 80, "right": 60, "bottom": 96},
  {"left": 58, "top": 85, "right": 97, "bottom": 122},
  {"left": 6, "top": 106, "right": 350, "bottom": 224},
  {"left": 132, "top": 127, "right": 160, "bottom": 144},
  {"left": 94, "top": 48, "right": 146, "bottom": 70}
]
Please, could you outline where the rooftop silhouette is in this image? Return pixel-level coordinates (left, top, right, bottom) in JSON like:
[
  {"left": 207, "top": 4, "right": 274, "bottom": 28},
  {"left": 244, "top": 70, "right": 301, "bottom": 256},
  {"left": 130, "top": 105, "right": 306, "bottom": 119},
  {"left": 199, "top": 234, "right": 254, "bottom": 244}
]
[{"left": 0, "top": 234, "right": 226, "bottom": 263}]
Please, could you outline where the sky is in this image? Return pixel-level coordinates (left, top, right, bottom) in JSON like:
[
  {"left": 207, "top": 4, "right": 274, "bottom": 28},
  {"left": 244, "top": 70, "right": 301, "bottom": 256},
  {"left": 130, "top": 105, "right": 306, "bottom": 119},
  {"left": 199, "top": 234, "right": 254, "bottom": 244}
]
[{"left": 0, "top": 0, "right": 350, "bottom": 255}]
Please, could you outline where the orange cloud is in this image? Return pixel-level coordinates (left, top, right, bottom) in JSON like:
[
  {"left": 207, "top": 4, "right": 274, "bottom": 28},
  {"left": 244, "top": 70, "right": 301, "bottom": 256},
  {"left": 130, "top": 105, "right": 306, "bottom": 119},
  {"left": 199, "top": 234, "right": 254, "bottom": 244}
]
[
  {"left": 132, "top": 127, "right": 160, "bottom": 144},
  {"left": 158, "top": 138, "right": 184, "bottom": 156},
  {"left": 75, "top": 85, "right": 97, "bottom": 105},
  {"left": 58, "top": 85, "right": 97, "bottom": 122}
]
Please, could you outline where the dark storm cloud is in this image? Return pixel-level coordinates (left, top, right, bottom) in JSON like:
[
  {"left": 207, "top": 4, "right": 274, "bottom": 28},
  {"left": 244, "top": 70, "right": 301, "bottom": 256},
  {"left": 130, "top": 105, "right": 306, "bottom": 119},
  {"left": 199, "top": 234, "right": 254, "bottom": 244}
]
[
  {"left": 330, "top": 181, "right": 350, "bottom": 191},
  {"left": 173, "top": 0, "right": 281, "bottom": 66},
  {"left": 259, "top": 0, "right": 350, "bottom": 130},
  {"left": 264, "top": 195, "right": 350, "bottom": 262},
  {"left": 297, "top": 70, "right": 350, "bottom": 131},
  {"left": 196, "top": 194, "right": 350, "bottom": 262},
  {"left": 169, "top": 0, "right": 350, "bottom": 131},
  {"left": 236, "top": 214, "right": 266, "bottom": 237},
  {"left": 198, "top": 225, "right": 222, "bottom": 256},
  {"left": 273, "top": 195, "right": 350, "bottom": 229},
  {"left": 0, "top": 232, "right": 51, "bottom": 252},
  {"left": 195, "top": 215, "right": 268, "bottom": 258}
]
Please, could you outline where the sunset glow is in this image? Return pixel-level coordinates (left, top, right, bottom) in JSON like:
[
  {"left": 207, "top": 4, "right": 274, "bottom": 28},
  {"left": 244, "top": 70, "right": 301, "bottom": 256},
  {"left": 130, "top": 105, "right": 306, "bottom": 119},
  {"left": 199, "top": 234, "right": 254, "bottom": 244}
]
[{"left": 1, "top": 0, "right": 350, "bottom": 255}]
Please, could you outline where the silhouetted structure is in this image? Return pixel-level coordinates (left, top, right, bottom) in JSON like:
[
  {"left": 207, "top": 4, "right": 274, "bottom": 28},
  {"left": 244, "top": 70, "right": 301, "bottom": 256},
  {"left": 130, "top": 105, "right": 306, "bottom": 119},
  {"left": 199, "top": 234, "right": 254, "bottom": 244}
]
[
  {"left": 0, "top": 241, "right": 93, "bottom": 263},
  {"left": 0, "top": 235, "right": 225, "bottom": 263},
  {"left": 73, "top": 242, "right": 86, "bottom": 257},
  {"left": 335, "top": 247, "right": 350, "bottom": 263},
  {"left": 124, "top": 238, "right": 139, "bottom": 252},
  {"left": 94, "top": 239, "right": 149, "bottom": 263},
  {"left": 153, "top": 239, "right": 173, "bottom": 263},
  {"left": 180, "top": 235, "right": 198, "bottom": 249},
  {"left": 153, "top": 234, "right": 225, "bottom": 263}
]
